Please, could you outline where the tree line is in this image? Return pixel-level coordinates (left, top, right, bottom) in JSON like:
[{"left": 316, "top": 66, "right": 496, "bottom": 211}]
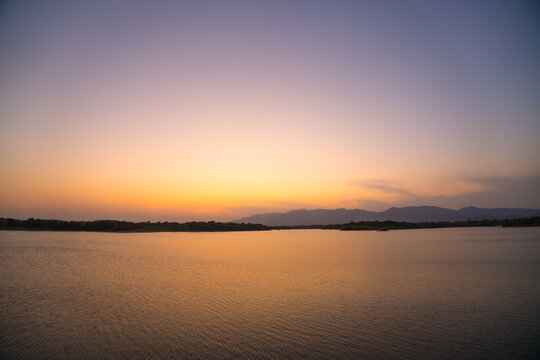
[
  {"left": 0, "top": 216, "right": 538, "bottom": 233},
  {"left": 0, "top": 218, "right": 270, "bottom": 232},
  {"left": 321, "top": 217, "right": 540, "bottom": 231}
]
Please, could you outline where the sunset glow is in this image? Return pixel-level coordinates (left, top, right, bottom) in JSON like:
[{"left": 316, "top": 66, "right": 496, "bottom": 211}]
[{"left": 1, "top": 0, "right": 539, "bottom": 221}]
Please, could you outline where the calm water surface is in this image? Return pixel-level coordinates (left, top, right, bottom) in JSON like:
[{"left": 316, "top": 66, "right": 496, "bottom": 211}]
[{"left": 1, "top": 227, "right": 539, "bottom": 359}]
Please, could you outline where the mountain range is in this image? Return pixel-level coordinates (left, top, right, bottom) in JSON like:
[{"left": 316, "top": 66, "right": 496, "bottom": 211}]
[{"left": 234, "top": 206, "right": 540, "bottom": 226}]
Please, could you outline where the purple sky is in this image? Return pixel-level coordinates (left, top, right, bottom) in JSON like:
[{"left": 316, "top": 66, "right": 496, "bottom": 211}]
[{"left": 1, "top": 0, "right": 539, "bottom": 220}]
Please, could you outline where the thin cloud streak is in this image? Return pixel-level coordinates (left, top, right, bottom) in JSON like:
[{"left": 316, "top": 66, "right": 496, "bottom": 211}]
[{"left": 351, "top": 175, "right": 540, "bottom": 210}]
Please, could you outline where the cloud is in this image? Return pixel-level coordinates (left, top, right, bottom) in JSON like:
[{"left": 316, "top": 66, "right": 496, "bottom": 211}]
[
  {"left": 416, "top": 175, "right": 540, "bottom": 209},
  {"left": 350, "top": 175, "right": 540, "bottom": 210},
  {"left": 352, "top": 179, "right": 415, "bottom": 197}
]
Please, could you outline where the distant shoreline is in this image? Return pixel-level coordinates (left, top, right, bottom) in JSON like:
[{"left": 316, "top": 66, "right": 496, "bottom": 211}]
[{"left": 0, "top": 217, "right": 539, "bottom": 233}]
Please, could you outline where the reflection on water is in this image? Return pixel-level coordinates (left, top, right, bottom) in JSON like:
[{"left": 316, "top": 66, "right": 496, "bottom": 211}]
[{"left": 1, "top": 228, "right": 539, "bottom": 359}]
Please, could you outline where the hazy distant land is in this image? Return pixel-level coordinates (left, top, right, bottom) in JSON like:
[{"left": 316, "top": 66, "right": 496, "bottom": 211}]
[{"left": 236, "top": 206, "right": 540, "bottom": 226}]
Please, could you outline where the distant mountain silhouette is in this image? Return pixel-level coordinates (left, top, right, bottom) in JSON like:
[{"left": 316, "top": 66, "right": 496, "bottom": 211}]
[{"left": 235, "top": 206, "right": 540, "bottom": 226}]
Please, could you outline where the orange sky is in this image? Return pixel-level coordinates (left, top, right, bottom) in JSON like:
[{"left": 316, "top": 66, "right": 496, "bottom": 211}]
[{"left": 1, "top": 1, "right": 539, "bottom": 221}]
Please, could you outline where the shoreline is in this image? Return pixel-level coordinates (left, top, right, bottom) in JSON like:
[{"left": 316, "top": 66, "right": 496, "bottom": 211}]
[{"left": 1, "top": 216, "right": 539, "bottom": 233}]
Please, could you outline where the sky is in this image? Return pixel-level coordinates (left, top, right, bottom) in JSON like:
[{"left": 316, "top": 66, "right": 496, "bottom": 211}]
[{"left": 1, "top": 0, "right": 539, "bottom": 221}]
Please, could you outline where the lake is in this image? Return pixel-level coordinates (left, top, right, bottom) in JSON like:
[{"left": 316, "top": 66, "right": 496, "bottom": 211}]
[{"left": 1, "top": 227, "right": 539, "bottom": 359}]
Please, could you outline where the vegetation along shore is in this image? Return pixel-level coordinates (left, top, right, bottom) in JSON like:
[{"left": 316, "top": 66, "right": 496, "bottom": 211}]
[{"left": 0, "top": 217, "right": 538, "bottom": 233}]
